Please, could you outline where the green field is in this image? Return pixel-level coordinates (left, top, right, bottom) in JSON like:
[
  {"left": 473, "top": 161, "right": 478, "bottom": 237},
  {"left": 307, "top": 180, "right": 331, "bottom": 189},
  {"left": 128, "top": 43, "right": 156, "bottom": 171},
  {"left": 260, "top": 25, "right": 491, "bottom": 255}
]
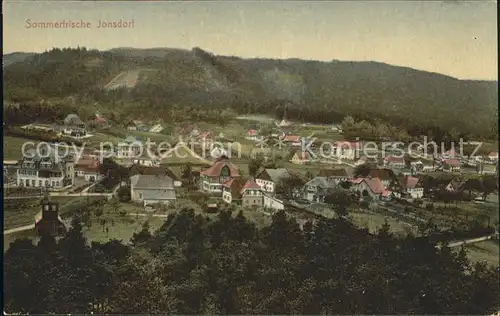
[
  {"left": 465, "top": 240, "right": 499, "bottom": 267},
  {"left": 3, "top": 196, "right": 106, "bottom": 230},
  {"left": 3, "top": 136, "right": 33, "bottom": 160},
  {"left": 348, "top": 211, "right": 416, "bottom": 237}
]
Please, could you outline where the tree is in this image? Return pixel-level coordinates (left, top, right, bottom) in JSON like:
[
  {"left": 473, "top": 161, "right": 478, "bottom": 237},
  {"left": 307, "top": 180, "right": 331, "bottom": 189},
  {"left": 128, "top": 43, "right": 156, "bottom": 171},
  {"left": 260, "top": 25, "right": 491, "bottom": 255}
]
[
  {"left": 248, "top": 156, "right": 265, "bottom": 178},
  {"left": 324, "top": 189, "right": 352, "bottom": 218},
  {"left": 354, "top": 163, "right": 371, "bottom": 178},
  {"left": 181, "top": 162, "right": 193, "bottom": 180}
]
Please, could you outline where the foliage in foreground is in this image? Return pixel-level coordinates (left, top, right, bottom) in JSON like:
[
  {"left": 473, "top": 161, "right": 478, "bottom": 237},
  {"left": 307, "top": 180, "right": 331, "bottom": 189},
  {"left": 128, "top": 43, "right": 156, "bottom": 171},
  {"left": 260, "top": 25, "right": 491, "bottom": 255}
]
[{"left": 4, "top": 209, "right": 499, "bottom": 314}]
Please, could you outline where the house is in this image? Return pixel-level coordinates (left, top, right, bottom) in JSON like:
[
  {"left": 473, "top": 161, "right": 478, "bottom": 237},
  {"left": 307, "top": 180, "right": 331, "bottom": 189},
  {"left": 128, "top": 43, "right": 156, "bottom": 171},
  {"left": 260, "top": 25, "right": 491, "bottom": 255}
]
[
  {"left": 291, "top": 150, "right": 313, "bottom": 165},
  {"left": 281, "top": 134, "right": 301, "bottom": 146},
  {"left": 35, "top": 198, "right": 67, "bottom": 237},
  {"left": 92, "top": 112, "right": 107, "bottom": 126},
  {"left": 441, "top": 149, "right": 459, "bottom": 159},
  {"left": 367, "top": 168, "right": 399, "bottom": 187},
  {"left": 442, "top": 159, "right": 461, "bottom": 172},
  {"left": 263, "top": 194, "right": 285, "bottom": 211},
  {"left": 17, "top": 149, "right": 74, "bottom": 189},
  {"left": 63, "top": 114, "right": 85, "bottom": 128},
  {"left": 303, "top": 177, "right": 338, "bottom": 202},
  {"left": 195, "top": 131, "right": 214, "bottom": 150},
  {"left": 444, "top": 178, "right": 466, "bottom": 193},
  {"left": 384, "top": 155, "right": 405, "bottom": 169},
  {"left": 397, "top": 175, "right": 424, "bottom": 199},
  {"left": 246, "top": 129, "right": 260, "bottom": 141},
  {"left": 333, "top": 141, "right": 362, "bottom": 160},
  {"left": 200, "top": 156, "right": 240, "bottom": 193},
  {"left": 149, "top": 124, "right": 164, "bottom": 133},
  {"left": 318, "top": 168, "right": 351, "bottom": 183},
  {"left": 210, "top": 146, "right": 228, "bottom": 159},
  {"left": 277, "top": 119, "right": 292, "bottom": 128},
  {"left": 126, "top": 120, "right": 148, "bottom": 131},
  {"left": 117, "top": 136, "right": 143, "bottom": 158},
  {"left": 255, "top": 168, "right": 292, "bottom": 194},
  {"left": 129, "top": 164, "right": 181, "bottom": 187},
  {"left": 130, "top": 174, "right": 177, "bottom": 206},
  {"left": 487, "top": 152, "right": 499, "bottom": 162},
  {"left": 132, "top": 152, "right": 160, "bottom": 167},
  {"left": 222, "top": 178, "right": 263, "bottom": 208},
  {"left": 62, "top": 126, "right": 87, "bottom": 138},
  {"left": 75, "top": 156, "right": 102, "bottom": 182},
  {"left": 350, "top": 176, "right": 393, "bottom": 201}
]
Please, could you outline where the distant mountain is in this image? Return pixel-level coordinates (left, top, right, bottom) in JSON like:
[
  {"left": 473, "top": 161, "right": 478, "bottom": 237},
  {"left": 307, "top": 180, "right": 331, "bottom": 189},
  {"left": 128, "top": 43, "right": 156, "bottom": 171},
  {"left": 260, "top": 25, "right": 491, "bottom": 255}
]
[
  {"left": 3, "top": 52, "right": 36, "bottom": 67},
  {"left": 3, "top": 47, "right": 498, "bottom": 138}
]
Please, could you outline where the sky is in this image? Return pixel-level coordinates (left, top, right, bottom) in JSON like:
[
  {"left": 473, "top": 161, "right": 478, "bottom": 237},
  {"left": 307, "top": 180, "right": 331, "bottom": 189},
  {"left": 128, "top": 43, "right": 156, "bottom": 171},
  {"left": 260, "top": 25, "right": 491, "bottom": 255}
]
[{"left": 3, "top": 1, "right": 498, "bottom": 80}]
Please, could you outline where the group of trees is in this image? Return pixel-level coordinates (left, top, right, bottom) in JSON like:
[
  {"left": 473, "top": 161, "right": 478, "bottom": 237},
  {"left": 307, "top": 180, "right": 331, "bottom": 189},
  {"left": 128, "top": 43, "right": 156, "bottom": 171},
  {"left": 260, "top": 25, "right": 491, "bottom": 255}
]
[
  {"left": 4, "top": 47, "right": 498, "bottom": 140},
  {"left": 4, "top": 209, "right": 499, "bottom": 314}
]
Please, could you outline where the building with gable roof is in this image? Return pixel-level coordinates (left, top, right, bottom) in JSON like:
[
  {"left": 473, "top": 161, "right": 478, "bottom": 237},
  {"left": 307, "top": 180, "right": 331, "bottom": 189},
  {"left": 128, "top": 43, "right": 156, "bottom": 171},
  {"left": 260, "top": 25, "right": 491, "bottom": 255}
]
[{"left": 200, "top": 156, "right": 240, "bottom": 193}]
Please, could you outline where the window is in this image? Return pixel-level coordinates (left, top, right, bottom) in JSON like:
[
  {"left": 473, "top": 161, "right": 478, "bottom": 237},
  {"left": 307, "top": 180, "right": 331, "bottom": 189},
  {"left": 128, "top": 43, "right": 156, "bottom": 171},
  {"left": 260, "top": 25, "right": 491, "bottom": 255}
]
[
  {"left": 139, "top": 193, "right": 143, "bottom": 199},
  {"left": 26, "top": 179, "right": 30, "bottom": 187},
  {"left": 32, "top": 180, "right": 36, "bottom": 187},
  {"left": 39, "top": 180, "right": 42, "bottom": 186}
]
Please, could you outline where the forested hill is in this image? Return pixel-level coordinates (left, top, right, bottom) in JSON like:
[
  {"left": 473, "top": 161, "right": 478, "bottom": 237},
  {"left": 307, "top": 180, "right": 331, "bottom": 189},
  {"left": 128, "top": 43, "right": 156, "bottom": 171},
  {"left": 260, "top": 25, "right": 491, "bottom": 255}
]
[{"left": 3, "top": 47, "right": 498, "bottom": 138}]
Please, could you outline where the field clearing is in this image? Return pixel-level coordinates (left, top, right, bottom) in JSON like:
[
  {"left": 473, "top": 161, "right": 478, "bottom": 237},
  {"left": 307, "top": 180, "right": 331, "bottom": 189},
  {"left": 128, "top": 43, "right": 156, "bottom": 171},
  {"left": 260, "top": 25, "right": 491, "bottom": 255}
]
[
  {"left": 465, "top": 240, "right": 499, "bottom": 267},
  {"left": 3, "top": 136, "right": 33, "bottom": 160},
  {"left": 348, "top": 211, "right": 415, "bottom": 237},
  {"left": 3, "top": 196, "right": 106, "bottom": 230}
]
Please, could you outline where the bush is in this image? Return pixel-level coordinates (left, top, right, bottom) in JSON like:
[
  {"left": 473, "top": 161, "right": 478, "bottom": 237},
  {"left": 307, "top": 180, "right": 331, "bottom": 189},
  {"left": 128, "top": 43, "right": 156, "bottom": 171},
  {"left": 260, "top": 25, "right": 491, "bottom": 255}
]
[{"left": 117, "top": 186, "right": 131, "bottom": 202}]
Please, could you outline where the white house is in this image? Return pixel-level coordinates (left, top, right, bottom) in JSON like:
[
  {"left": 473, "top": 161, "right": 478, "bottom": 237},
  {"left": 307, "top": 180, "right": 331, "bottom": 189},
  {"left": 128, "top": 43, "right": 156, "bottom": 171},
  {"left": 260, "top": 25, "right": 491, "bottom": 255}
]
[
  {"left": 132, "top": 154, "right": 160, "bottom": 167},
  {"left": 332, "top": 141, "right": 362, "bottom": 160},
  {"left": 263, "top": 194, "right": 285, "bottom": 211},
  {"left": 255, "top": 168, "right": 292, "bottom": 194},
  {"left": 149, "top": 124, "right": 164, "bottom": 133},
  {"left": 130, "top": 174, "right": 177, "bottom": 206},
  {"left": 117, "top": 136, "right": 143, "bottom": 158},
  {"left": 398, "top": 176, "right": 424, "bottom": 199}
]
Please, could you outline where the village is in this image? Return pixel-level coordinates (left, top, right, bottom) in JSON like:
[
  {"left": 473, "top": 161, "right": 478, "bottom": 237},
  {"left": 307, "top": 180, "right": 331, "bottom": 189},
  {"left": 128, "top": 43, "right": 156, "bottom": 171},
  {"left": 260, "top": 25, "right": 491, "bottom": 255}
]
[{"left": 3, "top": 111, "right": 499, "bottom": 266}]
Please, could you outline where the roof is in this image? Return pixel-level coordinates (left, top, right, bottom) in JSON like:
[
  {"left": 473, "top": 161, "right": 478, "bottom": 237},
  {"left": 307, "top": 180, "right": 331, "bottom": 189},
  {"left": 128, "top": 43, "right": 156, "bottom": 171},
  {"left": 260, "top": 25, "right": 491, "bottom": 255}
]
[
  {"left": 442, "top": 149, "right": 457, "bottom": 156},
  {"left": 282, "top": 135, "right": 300, "bottom": 142},
  {"left": 443, "top": 159, "right": 460, "bottom": 167},
  {"left": 363, "top": 177, "right": 386, "bottom": 194},
  {"left": 201, "top": 158, "right": 240, "bottom": 177},
  {"left": 130, "top": 174, "right": 174, "bottom": 189},
  {"left": 398, "top": 176, "right": 420, "bottom": 189},
  {"left": 129, "top": 164, "right": 179, "bottom": 181},
  {"left": 446, "top": 178, "right": 466, "bottom": 191},
  {"left": 257, "top": 168, "right": 291, "bottom": 183},
  {"left": 247, "top": 129, "right": 258, "bottom": 136},
  {"left": 222, "top": 178, "right": 256, "bottom": 199},
  {"left": 318, "top": 168, "right": 349, "bottom": 178},
  {"left": 198, "top": 131, "right": 212, "bottom": 139},
  {"left": 488, "top": 152, "right": 498, "bottom": 157},
  {"left": 385, "top": 155, "right": 405, "bottom": 164},
  {"left": 305, "top": 177, "right": 337, "bottom": 189},
  {"left": 368, "top": 169, "right": 397, "bottom": 181},
  {"left": 294, "top": 151, "right": 312, "bottom": 161}
]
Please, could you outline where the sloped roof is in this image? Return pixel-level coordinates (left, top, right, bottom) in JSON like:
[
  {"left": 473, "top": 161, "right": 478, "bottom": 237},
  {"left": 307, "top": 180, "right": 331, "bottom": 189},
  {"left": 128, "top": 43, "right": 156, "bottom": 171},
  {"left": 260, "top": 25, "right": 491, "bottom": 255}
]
[
  {"left": 130, "top": 174, "right": 174, "bottom": 189},
  {"left": 363, "top": 177, "right": 386, "bottom": 194},
  {"left": 141, "top": 189, "right": 176, "bottom": 200},
  {"left": 129, "top": 164, "right": 179, "bottom": 181},
  {"left": 258, "top": 168, "right": 292, "bottom": 183},
  {"left": 368, "top": 169, "right": 397, "bottom": 181},
  {"left": 222, "top": 178, "right": 250, "bottom": 199},
  {"left": 398, "top": 176, "right": 420, "bottom": 189},
  {"left": 385, "top": 155, "right": 405, "bottom": 163},
  {"left": 305, "top": 176, "right": 338, "bottom": 189},
  {"left": 282, "top": 135, "right": 300, "bottom": 142},
  {"left": 443, "top": 159, "right": 460, "bottom": 167},
  {"left": 201, "top": 158, "right": 240, "bottom": 177}
]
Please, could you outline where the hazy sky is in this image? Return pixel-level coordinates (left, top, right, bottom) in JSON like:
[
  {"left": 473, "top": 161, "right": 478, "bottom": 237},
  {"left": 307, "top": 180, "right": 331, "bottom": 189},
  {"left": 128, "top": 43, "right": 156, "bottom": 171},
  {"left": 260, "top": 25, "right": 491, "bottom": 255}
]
[{"left": 3, "top": 1, "right": 498, "bottom": 80}]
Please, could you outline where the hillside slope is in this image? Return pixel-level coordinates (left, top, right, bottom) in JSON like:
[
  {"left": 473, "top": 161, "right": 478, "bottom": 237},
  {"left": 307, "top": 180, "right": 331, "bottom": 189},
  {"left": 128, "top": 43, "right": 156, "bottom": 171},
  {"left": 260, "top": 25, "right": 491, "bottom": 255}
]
[{"left": 3, "top": 47, "right": 498, "bottom": 138}]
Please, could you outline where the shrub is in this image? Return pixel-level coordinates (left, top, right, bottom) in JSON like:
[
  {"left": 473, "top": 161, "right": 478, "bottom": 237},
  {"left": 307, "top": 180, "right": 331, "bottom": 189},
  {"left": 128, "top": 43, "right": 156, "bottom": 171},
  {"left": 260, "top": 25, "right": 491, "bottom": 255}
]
[
  {"left": 425, "top": 203, "right": 434, "bottom": 210},
  {"left": 117, "top": 186, "right": 131, "bottom": 202}
]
